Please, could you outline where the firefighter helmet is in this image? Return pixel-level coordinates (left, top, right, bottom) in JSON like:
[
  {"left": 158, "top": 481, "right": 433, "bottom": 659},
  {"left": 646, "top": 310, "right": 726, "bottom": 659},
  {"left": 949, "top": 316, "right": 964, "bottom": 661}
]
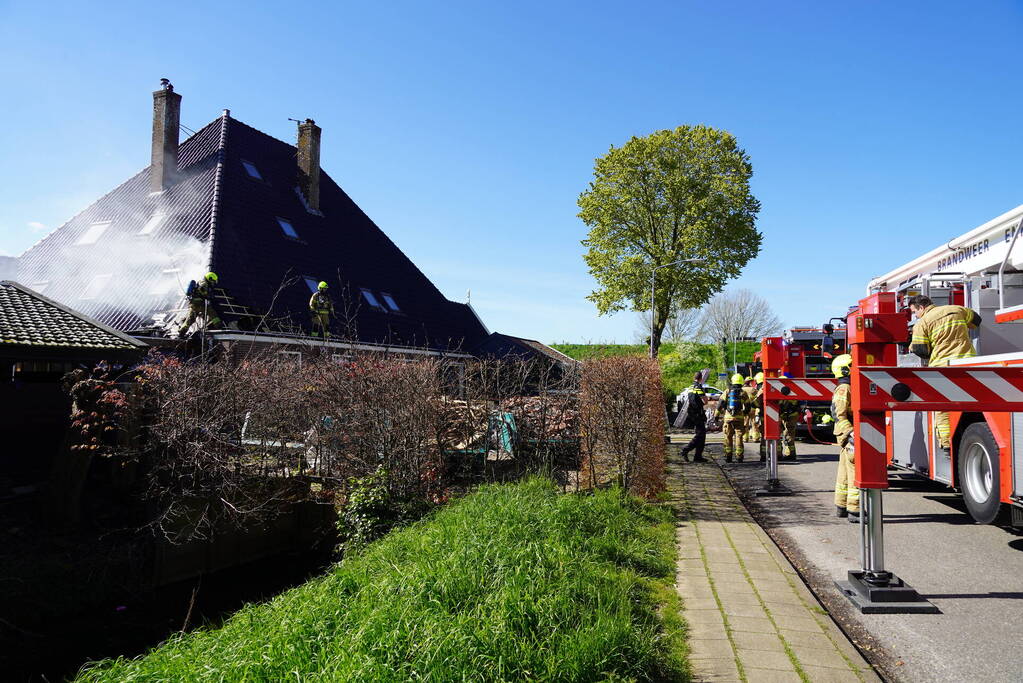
[
  {"left": 205, "top": 272, "right": 218, "bottom": 283},
  {"left": 832, "top": 354, "right": 853, "bottom": 378},
  {"left": 754, "top": 371, "right": 764, "bottom": 383},
  {"left": 318, "top": 281, "right": 328, "bottom": 290},
  {"left": 730, "top": 373, "right": 744, "bottom": 385}
]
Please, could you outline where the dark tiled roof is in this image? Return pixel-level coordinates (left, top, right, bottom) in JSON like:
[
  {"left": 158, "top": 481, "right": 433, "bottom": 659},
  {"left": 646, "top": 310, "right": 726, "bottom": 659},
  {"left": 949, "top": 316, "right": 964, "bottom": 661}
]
[
  {"left": 474, "top": 332, "right": 579, "bottom": 365},
  {"left": 18, "top": 112, "right": 489, "bottom": 352},
  {"left": 0, "top": 281, "right": 147, "bottom": 350}
]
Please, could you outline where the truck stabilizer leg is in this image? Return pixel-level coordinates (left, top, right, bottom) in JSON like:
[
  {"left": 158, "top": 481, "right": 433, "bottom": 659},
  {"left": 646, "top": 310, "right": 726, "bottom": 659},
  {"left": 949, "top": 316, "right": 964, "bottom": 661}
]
[
  {"left": 835, "top": 489, "right": 938, "bottom": 614},
  {"left": 755, "top": 440, "right": 792, "bottom": 497}
]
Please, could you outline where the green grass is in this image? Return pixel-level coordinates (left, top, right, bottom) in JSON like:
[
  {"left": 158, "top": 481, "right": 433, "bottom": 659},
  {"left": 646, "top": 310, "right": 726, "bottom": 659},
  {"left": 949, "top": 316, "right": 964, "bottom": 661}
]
[
  {"left": 552, "top": 341, "right": 761, "bottom": 395},
  {"left": 77, "top": 479, "right": 689, "bottom": 682}
]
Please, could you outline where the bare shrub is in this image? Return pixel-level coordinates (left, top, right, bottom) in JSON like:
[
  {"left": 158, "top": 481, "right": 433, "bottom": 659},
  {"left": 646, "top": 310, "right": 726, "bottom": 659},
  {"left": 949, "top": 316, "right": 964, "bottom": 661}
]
[
  {"left": 101, "top": 348, "right": 662, "bottom": 540},
  {"left": 579, "top": 357, "right": 666, "bottom": 499}
]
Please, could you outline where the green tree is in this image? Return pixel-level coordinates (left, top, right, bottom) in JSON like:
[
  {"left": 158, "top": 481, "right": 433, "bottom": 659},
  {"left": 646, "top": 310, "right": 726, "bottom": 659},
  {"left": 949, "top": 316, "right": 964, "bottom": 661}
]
[{"left": 578, "top": 125, "right": 761, "bottom": 357}]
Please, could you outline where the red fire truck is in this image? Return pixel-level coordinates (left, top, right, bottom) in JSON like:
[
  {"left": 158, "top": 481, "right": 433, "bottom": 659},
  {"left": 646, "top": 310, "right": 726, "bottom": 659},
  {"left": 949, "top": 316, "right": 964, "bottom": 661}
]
[{"left": 866, "top": 204, "right": 1023, "bottom": 524}]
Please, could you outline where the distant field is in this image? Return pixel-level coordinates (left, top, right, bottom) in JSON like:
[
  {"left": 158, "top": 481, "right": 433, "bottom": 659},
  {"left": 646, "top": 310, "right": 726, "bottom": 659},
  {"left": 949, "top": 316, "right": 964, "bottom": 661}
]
[
  {"left": 77, "top": 479, "right": 689, "bottom": 682},
  {"left": 552, "top": 341, "right": 760, "bottom": 394}
]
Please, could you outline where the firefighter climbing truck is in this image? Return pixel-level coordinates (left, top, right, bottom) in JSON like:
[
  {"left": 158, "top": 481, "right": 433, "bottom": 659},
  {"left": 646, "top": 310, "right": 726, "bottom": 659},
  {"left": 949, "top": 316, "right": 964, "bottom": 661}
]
[{"left": 866, "top": 203, "right": 1023, "bottom": 524}]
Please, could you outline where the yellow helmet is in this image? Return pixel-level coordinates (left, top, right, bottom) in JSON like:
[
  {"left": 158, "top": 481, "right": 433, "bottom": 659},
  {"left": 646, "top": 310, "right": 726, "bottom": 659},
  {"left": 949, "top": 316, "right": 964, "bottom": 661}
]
[
  {"left": 832, "top": 354, "right": 853, "bottom": 378},
  {"left": 730, "top": 373, "right": 744, "bottom": 384},
  {"left": 754, "top": 371, "right": 764, "bottom": 384},
  {"left": 205, "top": 272, "right": 218, "bottom": 283},
  {"left": 318, "top": 281, "right": 328, "bottom": 290}
]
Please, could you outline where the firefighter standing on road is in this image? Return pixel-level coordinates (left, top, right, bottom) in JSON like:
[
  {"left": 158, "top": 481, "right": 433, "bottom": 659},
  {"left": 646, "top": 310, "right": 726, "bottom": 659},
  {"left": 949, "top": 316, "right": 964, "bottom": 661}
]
[
  {"left": 755, "top": 372, "right": 799, "bottom": 462},
  {"left": 177, "top": 272, "right": 222, "bottom": 337},
  {"left": 717, "top": 373, "right": 749, "bottom": 463},
  {"left": 908, "top": 294, "right": 981, "bottom": 450},
  {"left": 743, "top": 377, "right": 760, "bottom": 442},
  {"left": 778, "top": 388, "right": 800, "bottom": 461},
  {"left": 309, "top": 281, "right": 334, "bottom": 338},
  {"left": 830, "top": 354, "right": 859, "bottom": 520}
]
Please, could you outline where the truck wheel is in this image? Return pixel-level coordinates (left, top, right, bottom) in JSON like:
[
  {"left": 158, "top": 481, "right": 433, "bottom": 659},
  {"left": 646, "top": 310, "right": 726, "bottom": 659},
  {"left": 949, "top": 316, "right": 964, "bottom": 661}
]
[{"left": 958, "top": 422, "right": 1002, "bottom": 524}]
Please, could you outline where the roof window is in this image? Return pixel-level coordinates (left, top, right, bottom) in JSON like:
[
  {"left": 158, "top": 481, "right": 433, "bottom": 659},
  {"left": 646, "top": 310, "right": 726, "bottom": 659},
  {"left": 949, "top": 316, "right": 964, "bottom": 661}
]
[
  {"left": 361, "top": 289, "right": 384, "bottom": 310},
  {"left": 380, "top": 292, "right": 401, "bottom": 312},
  {"left": 150, "top": 269, "right": 182, "bottom": 296},
  {"left": 80, "top": 274, "right": 112, "bottom": 300},
  {"left": 242, "top": 160, "right": 263, "bottom": 180},
  {"left": 138, "top": 212, "right": 166, "bottom": 236},
  {"left": 77, "top": 221, "right": 111, "bottom": 245},
  {"left": 276, "top": 217, "right": 299, "bottom": 239}
]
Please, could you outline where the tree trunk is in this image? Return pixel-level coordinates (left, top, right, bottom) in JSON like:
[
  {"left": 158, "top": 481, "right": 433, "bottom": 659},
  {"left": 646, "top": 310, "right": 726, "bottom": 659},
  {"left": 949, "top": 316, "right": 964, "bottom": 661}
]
[{"left": 649, "top": 304, "right": 668, "bottom": 358}]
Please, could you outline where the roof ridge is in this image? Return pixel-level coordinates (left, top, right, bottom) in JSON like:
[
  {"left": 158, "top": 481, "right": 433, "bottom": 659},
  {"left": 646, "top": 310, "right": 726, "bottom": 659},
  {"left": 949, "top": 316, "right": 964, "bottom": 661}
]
[
  {"left": 17, "top": 117, "right": 227, "bottom": 260},
  {"left": 206, "top": 111, "right": 231, "bottom": 273}
]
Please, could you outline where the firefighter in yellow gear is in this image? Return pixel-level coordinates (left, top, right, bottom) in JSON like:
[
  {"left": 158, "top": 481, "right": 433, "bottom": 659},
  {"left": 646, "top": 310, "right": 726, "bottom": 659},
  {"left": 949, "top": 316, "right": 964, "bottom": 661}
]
[
  {"left": 744, "top": 375, "right": 761, "bottom": 442},
  {"left": 777, "top": 398, "right": 800, "bottom": 461},
  {"left": 830, "top": 354, "right": 859, "bottom": 520},
  {"left": 908, "top": 295, "right": 981, "bottom": 450},
  {"left": 717, "top": 373, "right": 750, "bottom": 463},
  {"left": 309, "top": 281, "right": 334, "bottom": 338},
  {"left": 755, "top": 371, "right": 799, "bottom": 462},
  {"left": 178, "top": 272, "right": 222, "bottom": 337}
]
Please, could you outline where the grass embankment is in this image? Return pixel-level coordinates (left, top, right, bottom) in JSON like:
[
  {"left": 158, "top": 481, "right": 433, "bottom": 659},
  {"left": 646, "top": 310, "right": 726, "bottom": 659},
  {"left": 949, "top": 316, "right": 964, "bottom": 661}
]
[
  {"left": 552, "top": 341, "right": 760, "bottom": 395},
  {"left": 78, "top": 479, "right": 689, "bottom": 682}
]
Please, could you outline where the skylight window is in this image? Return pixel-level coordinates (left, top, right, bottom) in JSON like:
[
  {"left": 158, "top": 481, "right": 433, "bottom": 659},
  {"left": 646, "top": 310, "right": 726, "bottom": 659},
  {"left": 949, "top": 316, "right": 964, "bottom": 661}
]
[
  {"left": 381, "top": 292, "right": 401, "bottom": 312},
  {"left": 80, "top": 274, "right": 112, "bottom": 300},
  {"left": 276, "top": 217, "right": 299, "bottom": 239},
  {"left": 304, "top": 277, "right": 320, "bottom": 293},
  {"left": 150, "top": 269, "right": 182, "bottom": 296},
  {"left": 77, "top": 221, "right": 111, "bottom": 245},
  {"left": 242, "top": 160, "right": 263, "bottom": 180},
  {"left": 138, "top": 212, "right": 166, "bottom": 236},
  {"left": 361, "top": 289, "right": 384, "bottom": 310}
]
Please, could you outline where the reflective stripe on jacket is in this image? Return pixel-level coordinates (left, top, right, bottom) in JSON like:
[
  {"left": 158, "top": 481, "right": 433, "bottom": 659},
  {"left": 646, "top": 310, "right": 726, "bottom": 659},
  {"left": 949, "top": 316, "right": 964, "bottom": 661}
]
[
  {"left": 831, "top": 381, "right": 853, "bottom": 444},
  {"left": 911, "top": 304, "right": 977, "bottom": 366}
]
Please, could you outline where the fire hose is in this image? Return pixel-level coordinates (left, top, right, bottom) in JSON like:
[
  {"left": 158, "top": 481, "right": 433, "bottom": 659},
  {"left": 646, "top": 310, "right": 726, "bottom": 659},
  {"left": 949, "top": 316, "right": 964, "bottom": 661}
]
[{"left": 803, "top": 409, "right": 835, "bottom": 445}]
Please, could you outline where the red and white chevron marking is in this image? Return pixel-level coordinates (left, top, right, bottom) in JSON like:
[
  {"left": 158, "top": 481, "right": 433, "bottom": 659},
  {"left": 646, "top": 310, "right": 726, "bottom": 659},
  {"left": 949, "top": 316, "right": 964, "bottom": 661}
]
[
  {"left": 762, "top": 377, "right": 838, "bottom": 439},
  {"left": 763, "top": 378, "right": 838, "bottom": 401},
  {"left": 856, "top": 366, "right": 1023, "bottom": 412}
]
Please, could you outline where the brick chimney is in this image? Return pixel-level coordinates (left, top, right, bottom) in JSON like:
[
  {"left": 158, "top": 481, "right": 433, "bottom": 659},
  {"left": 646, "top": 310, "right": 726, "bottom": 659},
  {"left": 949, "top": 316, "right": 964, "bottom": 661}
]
[
  {"left": 296, "top": 119, "right": 321, "bottom": 211},
  {"left": 150, "top": 79, "right": 181, "bottom": 193}
]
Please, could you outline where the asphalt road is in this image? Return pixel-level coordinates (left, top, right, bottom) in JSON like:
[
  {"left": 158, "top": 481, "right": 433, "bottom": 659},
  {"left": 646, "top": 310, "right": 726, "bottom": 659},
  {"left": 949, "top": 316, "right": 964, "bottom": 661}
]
[{"left": 719, "top": 441, "right": 1023, "bottom": 683}]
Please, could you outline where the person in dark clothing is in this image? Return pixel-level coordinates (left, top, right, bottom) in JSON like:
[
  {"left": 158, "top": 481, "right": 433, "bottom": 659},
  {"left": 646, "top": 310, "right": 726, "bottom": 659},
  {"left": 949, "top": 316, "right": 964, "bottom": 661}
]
[{"left": 680, "top": 372, "right": 709, "bottom": 463}]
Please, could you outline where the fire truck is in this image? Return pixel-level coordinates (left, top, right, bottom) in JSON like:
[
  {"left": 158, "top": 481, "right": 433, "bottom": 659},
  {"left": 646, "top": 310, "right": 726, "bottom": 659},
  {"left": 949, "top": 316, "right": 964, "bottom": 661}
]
[{"left": 866, "top": 203, "right": 1023, "bottom": 524}]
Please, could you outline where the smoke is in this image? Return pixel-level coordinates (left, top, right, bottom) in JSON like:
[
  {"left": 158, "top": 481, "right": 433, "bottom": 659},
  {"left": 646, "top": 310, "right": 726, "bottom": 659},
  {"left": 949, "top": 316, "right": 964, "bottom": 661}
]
[{"left": 17, "top": 195, "right": 211, "bottom": 327}]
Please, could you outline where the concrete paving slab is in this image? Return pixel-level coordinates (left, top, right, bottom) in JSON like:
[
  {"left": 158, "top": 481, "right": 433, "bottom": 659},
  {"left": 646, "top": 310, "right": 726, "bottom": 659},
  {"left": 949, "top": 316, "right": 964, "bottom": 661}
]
[{"left": 667, "top": 442, "right": 881, "bottom": 682}]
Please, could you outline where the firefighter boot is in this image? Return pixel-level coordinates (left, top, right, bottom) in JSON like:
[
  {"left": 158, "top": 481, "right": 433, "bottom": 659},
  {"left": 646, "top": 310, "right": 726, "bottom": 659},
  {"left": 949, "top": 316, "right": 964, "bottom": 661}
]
[{"left": 836, "top": 506, "right": 848, "bottom": 518}]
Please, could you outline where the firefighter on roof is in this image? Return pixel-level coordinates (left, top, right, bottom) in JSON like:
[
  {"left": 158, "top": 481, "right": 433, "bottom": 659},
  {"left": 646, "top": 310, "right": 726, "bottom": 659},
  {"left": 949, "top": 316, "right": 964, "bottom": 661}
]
[
  {"left": 309, "top": 281, "right": 334, "bottom": 338},
  {"left": 717, "top": 373, "right": 749, "bottom": 463},
  {"left": 830, "top": 354, "right": 859, "bottom": 520},
  {"left": 907, "top": 294, "right": 981, "bottom": 450},
  {"left": 178, "top": 272, "right": 222, "bottom": 337}
]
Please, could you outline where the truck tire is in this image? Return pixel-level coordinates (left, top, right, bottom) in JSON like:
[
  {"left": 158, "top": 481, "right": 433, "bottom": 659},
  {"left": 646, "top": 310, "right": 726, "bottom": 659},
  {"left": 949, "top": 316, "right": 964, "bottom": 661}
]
[{"left": 958, "top": 422, "right": 1002, "bottom": 524}]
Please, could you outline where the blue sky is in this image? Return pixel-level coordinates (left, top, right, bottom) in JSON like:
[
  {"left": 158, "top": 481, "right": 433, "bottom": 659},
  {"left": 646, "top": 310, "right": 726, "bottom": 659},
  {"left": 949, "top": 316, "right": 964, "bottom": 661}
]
[{"left": 2, "top": 1, "right": 1021, "bottom": 343}]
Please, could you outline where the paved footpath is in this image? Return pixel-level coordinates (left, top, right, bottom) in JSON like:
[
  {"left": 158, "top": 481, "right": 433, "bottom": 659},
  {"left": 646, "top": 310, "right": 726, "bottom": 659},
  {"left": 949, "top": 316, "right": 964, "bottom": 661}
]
[{"left": 668, "top": 440, "right": 879, "bottom": 682}]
